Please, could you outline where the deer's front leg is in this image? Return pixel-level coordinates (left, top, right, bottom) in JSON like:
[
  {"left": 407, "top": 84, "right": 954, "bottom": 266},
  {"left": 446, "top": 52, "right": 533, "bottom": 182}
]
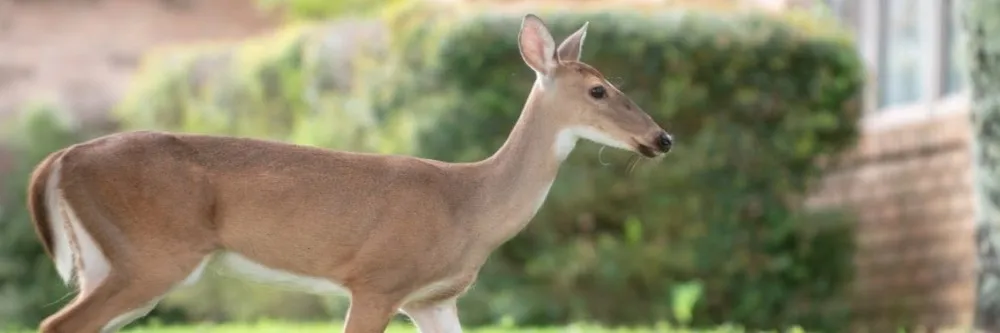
[{"left": 343, "top": 294, "right": 397, "bottom": 333}]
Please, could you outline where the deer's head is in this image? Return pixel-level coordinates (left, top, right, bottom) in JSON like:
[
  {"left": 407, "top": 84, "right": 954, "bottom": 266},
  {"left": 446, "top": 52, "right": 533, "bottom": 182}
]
[{"left": 518, "top": 14, "right": 673, "bottom": 159}]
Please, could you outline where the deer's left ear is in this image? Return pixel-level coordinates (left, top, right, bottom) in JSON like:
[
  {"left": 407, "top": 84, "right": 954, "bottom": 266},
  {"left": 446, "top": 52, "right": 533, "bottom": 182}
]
[
  {"left": 519, "top": 14, "right": 559, "bottom": 77},
  {"left": 557, "top": 22, "right": 588, "bottom": 62}
]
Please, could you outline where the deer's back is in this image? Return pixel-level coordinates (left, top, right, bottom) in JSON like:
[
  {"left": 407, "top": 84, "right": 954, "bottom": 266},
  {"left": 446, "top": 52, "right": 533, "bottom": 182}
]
[{"left": 57, "top": 130, "right": 477, "bottom": 285}]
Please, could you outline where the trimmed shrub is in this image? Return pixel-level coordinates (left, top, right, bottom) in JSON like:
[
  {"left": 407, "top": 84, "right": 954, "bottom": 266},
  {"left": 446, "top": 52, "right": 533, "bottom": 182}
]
[
  {"left": 0, "top": 104, "right": 88, "bottom": 326},
  {"left": 115, "top": 19, "right": 419, "bottom": 154}
]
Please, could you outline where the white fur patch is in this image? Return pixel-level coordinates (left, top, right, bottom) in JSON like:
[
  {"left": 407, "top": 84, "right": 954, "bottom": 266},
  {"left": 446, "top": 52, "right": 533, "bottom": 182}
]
[
  {"left": 65, "top": 201, "right": 112, "bottom": 296},
  {"left": 573, "top": 126, "right": 633, "bottom": 151},
  {"left": 46, "top": 162, "right": 112, "bottom": 296},
  {"left": 181, "top": 256, "right": 213, "bottom": 286},
  {"left": 403, "top": 276, "right": 464, "bottom": 305},
  {"left": 216, "top": 252, "right": 348, "bottom": 296},
  {"left": 404, "top": 300, "right": 463, "bottom": 333},
  {"left": 553, "top": 126, "right": 633, "bottom": 161},
  {"left": 102, "top": 301, "right": 159, "bottom": 333},
  {"left": 45, "top": 162, "right": 75, "bottom": 285},
  {"left": 554, "top": 129, "right": 580, "bottom": 161}
]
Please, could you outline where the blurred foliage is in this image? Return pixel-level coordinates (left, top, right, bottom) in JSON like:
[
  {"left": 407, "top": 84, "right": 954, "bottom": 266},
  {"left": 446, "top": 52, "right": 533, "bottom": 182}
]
[
  {"left": 255, "top": 0, "right": 408, "bottom": 21},
  {"left": 7, "top": 320, "right": 817, "bottom": 333},
  {"left": 116, "top": 0, "right": 447, "bottom": 156},
  {"left": 112, "top": 2, "right": 863, "bottom": 332},
  {"left": 410, "top": 9, "right": 863, "bottom": 332},
  {"left": 117, "top": 21, "right": 400, "bottom": 154},
  {"left": 0, "top": 103, "right": 83, "bottom": 326}
]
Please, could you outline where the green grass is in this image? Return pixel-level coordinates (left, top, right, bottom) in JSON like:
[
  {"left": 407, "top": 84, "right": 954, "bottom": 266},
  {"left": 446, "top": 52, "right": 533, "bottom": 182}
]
[
  {"left": 3, "top": 320, "right": 784, "bottom": 333},
  {"left": 129, "top": 322, "right": 657, "bottom": 332}
]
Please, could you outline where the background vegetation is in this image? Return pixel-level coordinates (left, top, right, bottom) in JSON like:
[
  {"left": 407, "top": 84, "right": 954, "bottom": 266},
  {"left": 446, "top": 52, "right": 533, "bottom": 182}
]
[
  {"left": 419, "top": 10, "right": 862, "bottom": 330},
  {"left": 0, "top": 0, "right": 864, "bottom": 332},
  {"left": 0, "top": 104, "right": 84, "bottom": 326},
  {"left": 7, "top": 319, "right": 811, "bottom": 333}
]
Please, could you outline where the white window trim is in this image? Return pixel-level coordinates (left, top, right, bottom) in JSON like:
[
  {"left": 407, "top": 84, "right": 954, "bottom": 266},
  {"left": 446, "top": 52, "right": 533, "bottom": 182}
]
[
  {"left": 854, "top": 0, "right": 970, "bottom": 133},
  {"left": 862, "top": 91, "right": 970, "bottom": 132}
]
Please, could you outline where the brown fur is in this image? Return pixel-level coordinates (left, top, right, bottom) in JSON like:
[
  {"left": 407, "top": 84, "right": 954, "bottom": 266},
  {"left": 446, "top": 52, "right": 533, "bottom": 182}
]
[
  {"left": 27, "top": 14, "right": 671, "bottom": 333},
  {"left": 27, "top": 149, "right": 65, "bottom": 259}
]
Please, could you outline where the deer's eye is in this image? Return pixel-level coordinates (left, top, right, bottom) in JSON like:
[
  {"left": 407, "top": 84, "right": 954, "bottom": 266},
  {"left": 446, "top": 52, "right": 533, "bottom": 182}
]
[{"left": 589, "top": 85, "right": 606, "bottom": 99}]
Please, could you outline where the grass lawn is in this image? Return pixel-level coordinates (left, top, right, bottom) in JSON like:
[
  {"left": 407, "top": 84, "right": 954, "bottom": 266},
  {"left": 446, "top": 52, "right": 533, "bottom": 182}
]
[
  {"left": 128, "top": 322, "right": 653, "bottom": 332},
  {"left": 4, "top": 320, "right": 765, "bottom": 333}
]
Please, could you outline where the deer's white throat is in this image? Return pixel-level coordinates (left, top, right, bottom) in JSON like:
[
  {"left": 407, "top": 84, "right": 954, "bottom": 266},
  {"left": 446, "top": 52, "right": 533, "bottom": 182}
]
[
  {"left": 554, "top": 126, "right": 633, "bottom": 161},
  {"left": 536, "top": 127, "right": 632, "bottom": 219}
]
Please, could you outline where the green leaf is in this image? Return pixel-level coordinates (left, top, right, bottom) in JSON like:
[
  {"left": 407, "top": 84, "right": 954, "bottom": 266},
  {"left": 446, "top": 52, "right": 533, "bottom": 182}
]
[
  {"left": 671, "top": 281, "right": 704, "bottom": 327},
  {"left": 624, "top": 216, "right": 644, "bottom": 245}
]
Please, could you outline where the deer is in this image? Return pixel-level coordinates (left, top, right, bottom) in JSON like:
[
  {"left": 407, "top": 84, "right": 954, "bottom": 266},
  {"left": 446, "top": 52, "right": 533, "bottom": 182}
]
[{"left": 25, "top": 13, "right": 673, "bottom": 333}]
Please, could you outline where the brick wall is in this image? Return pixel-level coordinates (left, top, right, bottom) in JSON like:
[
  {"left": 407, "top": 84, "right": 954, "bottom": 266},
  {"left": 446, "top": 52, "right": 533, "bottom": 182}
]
[{"left": 808, "top": 105, "right": 977, "bottom": 330}]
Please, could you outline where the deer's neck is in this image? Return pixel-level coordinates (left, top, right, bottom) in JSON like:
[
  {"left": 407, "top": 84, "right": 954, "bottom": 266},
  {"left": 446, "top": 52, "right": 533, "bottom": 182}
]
[{"left": 470, "top": 84, "right": 577, "bottom": 246}]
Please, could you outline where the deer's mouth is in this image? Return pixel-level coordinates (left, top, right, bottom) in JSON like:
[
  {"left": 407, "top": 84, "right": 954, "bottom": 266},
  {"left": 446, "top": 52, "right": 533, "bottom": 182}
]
[
  {"left": 636, "top": 143, "right": 659, "bottom": 158},
  {"left": 634, "top": 131, "right": 672, "bottom": 158}
]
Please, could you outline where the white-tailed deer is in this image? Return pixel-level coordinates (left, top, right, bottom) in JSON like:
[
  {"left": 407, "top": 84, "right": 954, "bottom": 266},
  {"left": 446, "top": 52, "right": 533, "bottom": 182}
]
[{"left": 26, "top": 14, "right": 672, "bottom": 333}]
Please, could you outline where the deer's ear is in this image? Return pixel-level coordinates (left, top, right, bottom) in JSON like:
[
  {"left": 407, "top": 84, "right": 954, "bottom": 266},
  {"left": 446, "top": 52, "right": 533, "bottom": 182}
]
[
  {"left": 518, "top": 14, "right": 558, "bottom": 77},
  {"left": 557, "top": 22, "right": 588, "bottom": 62}
]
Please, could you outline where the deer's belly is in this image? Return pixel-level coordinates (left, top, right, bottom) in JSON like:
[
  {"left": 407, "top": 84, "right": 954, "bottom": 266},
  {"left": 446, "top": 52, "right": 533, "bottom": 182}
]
[
  {"left": 184, "top": 251, "right": 475, "bottom": 306},
  {"left": 210, "top": 251, "right": 349, "bottom": 295}
]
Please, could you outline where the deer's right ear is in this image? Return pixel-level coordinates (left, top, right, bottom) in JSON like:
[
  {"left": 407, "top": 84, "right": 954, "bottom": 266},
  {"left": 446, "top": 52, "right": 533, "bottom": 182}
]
[
  {"left": 557, "top": 22, "right": 588, "bottom": 62},
  {"left": 518, "top": 14, "right": 558, "bottom": 77}
]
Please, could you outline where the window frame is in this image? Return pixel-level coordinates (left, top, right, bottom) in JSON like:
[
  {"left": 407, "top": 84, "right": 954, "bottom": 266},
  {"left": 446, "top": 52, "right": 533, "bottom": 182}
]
[{"left": 828, "top": 0, "right": 970, "bottom": 132}]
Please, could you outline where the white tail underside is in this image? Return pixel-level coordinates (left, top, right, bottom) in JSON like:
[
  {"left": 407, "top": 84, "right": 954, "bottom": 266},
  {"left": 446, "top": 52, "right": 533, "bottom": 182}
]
[{"left": 45, "top": 162, "right": 111, "bottom": 297}]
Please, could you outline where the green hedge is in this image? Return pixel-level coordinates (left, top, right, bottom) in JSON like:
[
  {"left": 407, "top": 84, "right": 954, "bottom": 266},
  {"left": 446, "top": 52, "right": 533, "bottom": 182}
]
[
  {"left": 0, "top": 104, "right": 88, "bottom": 326},
  {"left": 115, "top": 20, "right": 427, "bottom": 155},
  {"left": 402, "top": 9, "right": 863, "bottom": 332},
  {"left": 114, "top": 4, "right": 864, "bottom": 332}
]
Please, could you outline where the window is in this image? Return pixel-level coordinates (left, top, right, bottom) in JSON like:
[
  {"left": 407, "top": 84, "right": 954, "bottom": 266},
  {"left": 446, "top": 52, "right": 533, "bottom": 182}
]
[
  {"left": 942, "top": 0, "right": 967, "bottom": 95},
  {"left": 877, "top": 0, "right": 935, "bottom": 108},
  {"left": 776, "top": 0, "right": 969, "bottom": 118},
  {"left": 823, "top": 0, "right": 860, "bottom": 32}
]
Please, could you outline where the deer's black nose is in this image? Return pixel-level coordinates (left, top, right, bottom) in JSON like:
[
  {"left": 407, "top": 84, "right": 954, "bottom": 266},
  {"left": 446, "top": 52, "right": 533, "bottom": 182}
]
[{"left": 657, "top": 132, "right": 673, "bottom": 153}]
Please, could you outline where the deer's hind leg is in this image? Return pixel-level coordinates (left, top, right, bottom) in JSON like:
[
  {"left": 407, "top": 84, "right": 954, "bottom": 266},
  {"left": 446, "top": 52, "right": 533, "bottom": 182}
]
[
  {"left": 39, "top": 234, "right": 212, "bottom": 333},
  {"left": 40, "top": 266, "right": 195, "bottom": 333},
  {"left": 39, "top": 197, "right": 215, "bottom": 333}
]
